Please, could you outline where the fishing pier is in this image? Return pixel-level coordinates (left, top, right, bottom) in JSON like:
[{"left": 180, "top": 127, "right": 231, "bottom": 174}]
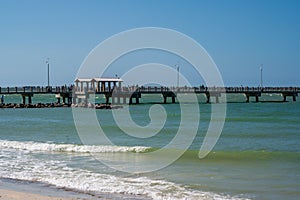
[
  {"left": 73, "top": 78, "right": 299, "bottom": 104},
  {"left": 1, "top": 78, "right": 299, "bottom": 107}
]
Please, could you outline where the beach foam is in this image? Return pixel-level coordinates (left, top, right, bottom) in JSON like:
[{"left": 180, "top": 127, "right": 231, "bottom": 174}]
[
  {"left": 0, "top": 140, "right": 250, "bottom": 200},
  {"left": 0, "top": 139, "right": 150, "bottom": 153}
]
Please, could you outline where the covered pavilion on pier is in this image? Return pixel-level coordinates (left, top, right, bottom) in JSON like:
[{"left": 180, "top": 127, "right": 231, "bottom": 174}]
[{"left": 74, "top": 77, "right": 123, "bottom": 93}]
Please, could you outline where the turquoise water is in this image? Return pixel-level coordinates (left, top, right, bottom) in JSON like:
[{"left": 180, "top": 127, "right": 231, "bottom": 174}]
[{"left": 0, "top": 94, "right": 299, "bottom": 199}]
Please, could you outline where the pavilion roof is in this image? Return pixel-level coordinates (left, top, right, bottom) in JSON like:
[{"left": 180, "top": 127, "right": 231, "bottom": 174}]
[{"left": 75, "top": 77, "right": 123, "bottom": 82}]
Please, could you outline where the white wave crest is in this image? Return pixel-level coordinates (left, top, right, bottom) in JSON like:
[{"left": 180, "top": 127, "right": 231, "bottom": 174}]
[
  {"left": 0, "top": 159, "right": 249, "bottom": 200},
  {"left": 0, "top": 140, "right": 150, "bottom": 153}
]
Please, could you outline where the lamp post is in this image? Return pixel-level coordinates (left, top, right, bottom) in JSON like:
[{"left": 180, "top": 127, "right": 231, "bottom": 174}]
[
  {"left": 175, "top": 62, "right": 180, "bottom": 89},
  {"left": 260, "top": 64, "right": 263, "bottom": 88},
  {"left": 46, "top": 58, "right": 50, "bottom": 88}
]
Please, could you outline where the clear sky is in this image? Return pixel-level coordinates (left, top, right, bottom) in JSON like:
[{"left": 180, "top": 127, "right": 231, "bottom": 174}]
[{"left": 0, "top": 0, "right": 299, "bottom": 87}]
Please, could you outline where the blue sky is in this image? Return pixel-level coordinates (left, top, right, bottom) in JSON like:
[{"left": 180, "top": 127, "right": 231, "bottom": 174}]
[{"left": 0, "top": 0, "right": 299, "bottom": 86}]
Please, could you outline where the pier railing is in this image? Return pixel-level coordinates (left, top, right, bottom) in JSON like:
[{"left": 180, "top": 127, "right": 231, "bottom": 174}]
[
  {"left": 0, "top": 86, "right": 73, "bottom": 94},
  {"left": 1, "top": 85, "right": 300, "bottom": 105},
  {"left": 1, "top": 86, "right": 300, "bottom": 95},
  {"left": 2, "top": 86, "right": 299, "bottom": 94},
  {"left": 120, "top": 86, "right": 300, "bottom": 93}
]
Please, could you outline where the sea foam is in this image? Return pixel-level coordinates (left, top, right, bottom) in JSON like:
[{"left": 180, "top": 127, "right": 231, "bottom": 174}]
[
  {"left": 0, "top": 140, "right": 251, "bottom": 200},
  {"left": 0, "top": 140, "right": 150, "bottom": 153},
  {"left": 0, "top": 148, "right": 250, "bottom": 200}
]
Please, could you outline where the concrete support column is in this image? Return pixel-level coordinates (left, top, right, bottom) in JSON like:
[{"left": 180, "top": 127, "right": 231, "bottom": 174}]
[
  {"left": 136, "top": 97, "right": 139, "bottom": 104},
  {"left": 206, "top": 94, "right": 210, "bottom": 103},
  {"left": 22, "top": 95, "right": 26, "bottom": 104},
  {"left": 283, "top": 95, "right": 287, "bottom": 102},
  {"left": 28, "top": 96, "right": 32, "bottom": 104},
  {"left": 255, "top": 96, "right": 259, "bottom": 102},
  {"left": 112, "top": 96, "right": 115, "bottom": 104},
  {"left": 129, "top": 97, "right": 133, "bottom": 104},
  {"left": 68, "top": 97, "right": 72, "bottom": 105},
  {"left": 163, "top": 96, "right": 167, "bottom": 104},
  {"left": 246, "top": 95, "right": 250, "bottom": 103},
  {"left": 215, "top": 96, "right": 219, "bottom": 103},
  {"left": 172, "top": 96, "right": 175, "bottom": 103}
]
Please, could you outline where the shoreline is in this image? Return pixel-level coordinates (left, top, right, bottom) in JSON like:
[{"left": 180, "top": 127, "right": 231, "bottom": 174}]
[
  {"left": 0, "top": 189, "right": 77, "bottom": 200},
  {"left": 0, "top": 178, "right": 150, "bottom": 200},
  {"left": 0, "top": 178, "right": 100, "bottom": 200}
]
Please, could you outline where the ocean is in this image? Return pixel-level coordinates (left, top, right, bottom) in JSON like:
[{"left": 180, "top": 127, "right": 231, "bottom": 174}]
[{"left": 0, "top": 93, "right": 299, "bottom": 200}]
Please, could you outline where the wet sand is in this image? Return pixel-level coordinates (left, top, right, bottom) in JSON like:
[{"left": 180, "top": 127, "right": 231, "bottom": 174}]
[
  {"left": 0, "top": 189, "right": 77, "bottom": 200},
  {"left": 0, "top": 178, "right": 150, "bottom": 200},
  {"left": 0, "top": 178, "right": 100, "bottom": 200}
]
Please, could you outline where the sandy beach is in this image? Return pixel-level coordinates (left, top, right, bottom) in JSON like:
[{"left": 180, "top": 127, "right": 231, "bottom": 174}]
[
  {"left": 0, "top": 189, "right": 76, "bottom": 200},
  {"left": 0, "top": 178, "right": 104, "bottom": 200}
]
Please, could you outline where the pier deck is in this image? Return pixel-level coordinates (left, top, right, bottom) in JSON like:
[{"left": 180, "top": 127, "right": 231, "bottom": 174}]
[{"left": 1, "top": 86, "right": 299, "bottom": 105}]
